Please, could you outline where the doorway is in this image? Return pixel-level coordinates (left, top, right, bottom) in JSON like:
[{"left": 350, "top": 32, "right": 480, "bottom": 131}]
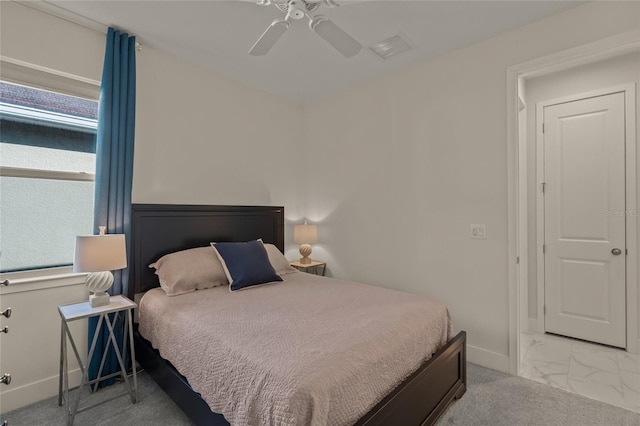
[
  {"left": 539, "top": 90, "right": 627, "bottom": 348},
  {"left": 507, "top": 35, "right": 639, "bottom": 410},
  {"left": 506, "top": 31, "right": 640, "bottom": 378}
]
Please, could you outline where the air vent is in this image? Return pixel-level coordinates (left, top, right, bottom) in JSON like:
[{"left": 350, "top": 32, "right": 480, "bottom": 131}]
[{"left": 368, "top": 34, "right": 412, "bottom": 60}]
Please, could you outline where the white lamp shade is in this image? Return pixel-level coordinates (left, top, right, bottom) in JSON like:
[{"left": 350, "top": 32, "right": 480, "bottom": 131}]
[
  {"left": 293, "top": 224, "right": 318, "bottom": 245},
  {"left": 73, "top": 234, "right": 127, "bottom": 273}
]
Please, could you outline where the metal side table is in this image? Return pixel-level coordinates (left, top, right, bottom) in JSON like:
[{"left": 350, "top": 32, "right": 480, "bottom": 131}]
[
  {"left": 290, "top": 260, "right": 327, "bottom": 276},
  {"left": 58, "top": 295, "right": 137, "bottom": 425}
]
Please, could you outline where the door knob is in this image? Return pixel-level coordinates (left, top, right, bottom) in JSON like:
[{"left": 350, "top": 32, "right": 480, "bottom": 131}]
[
  {"left": 0, "top": 326, "right": 7, "bottom": 334},
  {"left": 1, "top": 308, "right": 10, "bottom": 318},
  {"left": 611, "top": 248, "right": 622, "bottom": 256}
]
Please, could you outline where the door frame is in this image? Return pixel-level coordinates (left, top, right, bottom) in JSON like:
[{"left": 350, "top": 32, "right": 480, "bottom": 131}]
[
  {"left": 506, "top": 29, "right": 640, "bottom": 375},
  {"left": 536, "top": 86, "right": 635, "bottom": 341}
]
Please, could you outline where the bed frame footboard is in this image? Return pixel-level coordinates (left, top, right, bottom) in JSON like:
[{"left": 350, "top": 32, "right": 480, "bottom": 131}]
[
  {"left": 135, "top": 330, "right": 466, "bottom": 426},
  {"left": 355, "top": 330, "right": 466, "bottom": 426}
]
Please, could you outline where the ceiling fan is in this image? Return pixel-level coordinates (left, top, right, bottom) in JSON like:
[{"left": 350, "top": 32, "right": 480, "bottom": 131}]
[{"left": 249, "top": 0, "right": 362, "bottom": 57}]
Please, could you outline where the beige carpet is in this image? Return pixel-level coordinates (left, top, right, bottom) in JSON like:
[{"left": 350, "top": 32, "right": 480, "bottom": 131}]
[{"left": 3, "top": 363, "right": 639, "bottom": 425}]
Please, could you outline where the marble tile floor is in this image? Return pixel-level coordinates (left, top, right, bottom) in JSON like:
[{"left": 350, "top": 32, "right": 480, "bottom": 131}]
[{"left": 520, "top": 332, "right": 640, "bottom": 413}]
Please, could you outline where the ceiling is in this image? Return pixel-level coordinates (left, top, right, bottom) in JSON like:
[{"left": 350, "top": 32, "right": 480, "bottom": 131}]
[{"left": 50, "top": 0, "right": 582, "bottom": 103}]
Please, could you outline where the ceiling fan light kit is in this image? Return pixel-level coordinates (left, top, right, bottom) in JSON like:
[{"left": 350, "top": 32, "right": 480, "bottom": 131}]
[
  {"left": 249, "top": 0, "right": 362, "bottom": 58},
  {"left": 285, "top": 3, "right": 306, "bottom": 20}
]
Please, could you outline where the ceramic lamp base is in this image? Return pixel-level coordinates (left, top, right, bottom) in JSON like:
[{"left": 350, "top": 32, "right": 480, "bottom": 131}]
[
  {"left": 299, "top": 244, "right": 312, "bottom": 264},
  {"left": 85, "top": 271, "right": 114, "bottom": 308},
  {"left": 90, "top": 292, "right": 111, "bottom": 307}
]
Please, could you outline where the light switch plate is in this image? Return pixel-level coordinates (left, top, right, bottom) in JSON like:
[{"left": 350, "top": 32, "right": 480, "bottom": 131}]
[{"left": 470, "top": 224, "right": 487, "bottom": 239}]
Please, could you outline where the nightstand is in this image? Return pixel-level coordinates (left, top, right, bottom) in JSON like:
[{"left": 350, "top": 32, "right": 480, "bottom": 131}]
[
  {"left": 290, "top": 260, "right": 327, "bottom": 276},
  {"left": 58, "top": 295, "right": 137, "bottom": 425}
]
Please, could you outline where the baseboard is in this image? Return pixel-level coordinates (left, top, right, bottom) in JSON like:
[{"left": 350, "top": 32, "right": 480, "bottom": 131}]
[
  {"left": 467, "top": 344, "right": 510, "bottom": 373},
  {"left": 0, "top": 368, "right": 82, "bottom": 413}
]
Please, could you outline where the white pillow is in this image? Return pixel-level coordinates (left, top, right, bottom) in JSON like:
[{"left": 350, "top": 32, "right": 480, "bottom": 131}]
[
  {"left": 148, "top": 247, "right": 228, "bottom": 296},
  {"left": 264, "top": 243, "right": 298, "bottom": 276}
]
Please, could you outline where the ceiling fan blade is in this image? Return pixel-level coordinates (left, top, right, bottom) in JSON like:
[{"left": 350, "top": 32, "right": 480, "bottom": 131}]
[
  {"left": 310, "top": 17, "right": 361, "bottom": 58},
  {"left": 249, "top": 20, "right": 290, "bottom": 56}
]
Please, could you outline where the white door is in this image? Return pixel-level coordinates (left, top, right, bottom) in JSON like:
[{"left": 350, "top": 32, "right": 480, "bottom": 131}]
[{"left": 543, "top": 92, "right": 626, "bottom": 348}]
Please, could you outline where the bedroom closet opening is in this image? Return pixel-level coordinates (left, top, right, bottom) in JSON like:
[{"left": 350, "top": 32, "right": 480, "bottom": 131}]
[{"left": 510, "top": 36, "right": 640, "bottom": 413}]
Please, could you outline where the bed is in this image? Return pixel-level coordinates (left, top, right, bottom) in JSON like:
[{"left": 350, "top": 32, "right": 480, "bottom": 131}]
[{"left": 129, "top": 204, "right": 466, "bottom": 426}]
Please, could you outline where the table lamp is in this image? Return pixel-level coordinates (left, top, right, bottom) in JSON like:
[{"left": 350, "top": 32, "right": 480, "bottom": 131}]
[
  {"left": 74, "top": 226, "right": 127, "bottom": 307},
  {"left": 293, "top": 221, "right": 318, "bottom": 264}
]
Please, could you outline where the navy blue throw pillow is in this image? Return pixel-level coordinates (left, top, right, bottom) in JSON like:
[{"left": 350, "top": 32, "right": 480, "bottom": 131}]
[{"left": 211, "top": 240, "right": 283, "bottom": 291}]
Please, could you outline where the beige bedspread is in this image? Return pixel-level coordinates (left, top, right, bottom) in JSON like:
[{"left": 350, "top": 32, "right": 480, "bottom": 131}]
[{"left": 139, "top": 271, "right": 453, "bottom": 426}]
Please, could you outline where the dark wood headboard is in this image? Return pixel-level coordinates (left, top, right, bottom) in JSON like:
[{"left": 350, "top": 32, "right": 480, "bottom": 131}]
[{"left": 129, "top": 204, "right": 284, "bottom": 299}]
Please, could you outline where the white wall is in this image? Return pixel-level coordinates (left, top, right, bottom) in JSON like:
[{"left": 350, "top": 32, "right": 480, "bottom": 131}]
[
  {"left": 301, "top": 1, "right": 640, "bottom": 371},
  {"left": 131, "top": 35, "right": 305, "bottom": 256},
  {"left": 524, "top": 52, "right": 640, "bottom": 332},
  {"left": 132, "top": 47, "right": 304, "bottom": 217}
]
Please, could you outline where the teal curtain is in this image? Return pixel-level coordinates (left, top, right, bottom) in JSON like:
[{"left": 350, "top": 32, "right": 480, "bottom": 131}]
[{"left": 88, "top": 27, "right": 136, "bottom": 386}]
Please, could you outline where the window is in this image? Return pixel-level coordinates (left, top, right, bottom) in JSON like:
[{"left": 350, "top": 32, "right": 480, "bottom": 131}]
[{"left": 0, "top": 81, "right": 98, "bottom": 273}]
